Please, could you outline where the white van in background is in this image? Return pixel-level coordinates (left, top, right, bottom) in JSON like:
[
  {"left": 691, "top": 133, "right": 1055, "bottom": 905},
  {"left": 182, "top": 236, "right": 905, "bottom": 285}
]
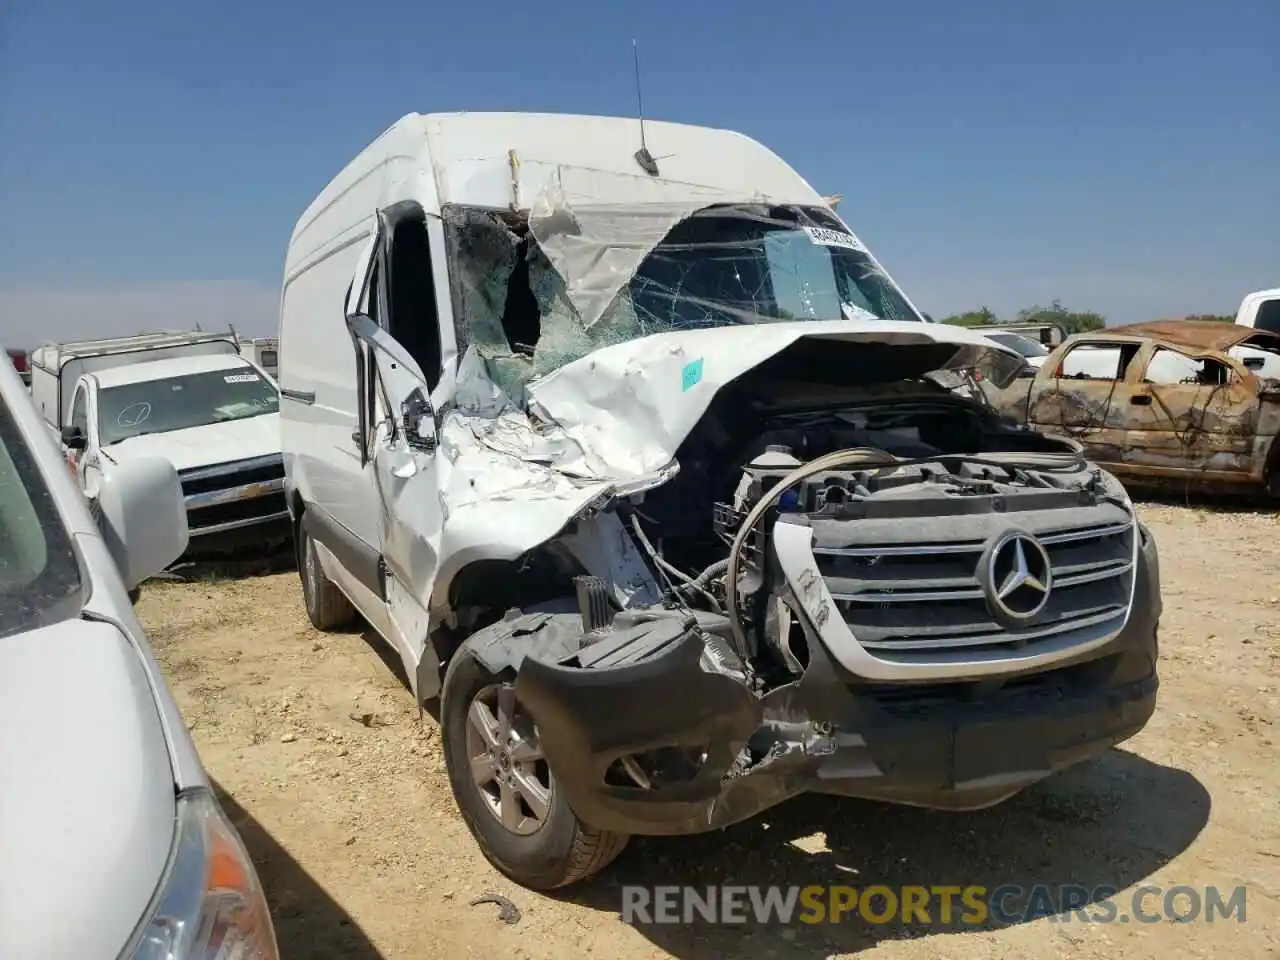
[{"left": 240, "top": 337, "right": 279, "bottom": 379}]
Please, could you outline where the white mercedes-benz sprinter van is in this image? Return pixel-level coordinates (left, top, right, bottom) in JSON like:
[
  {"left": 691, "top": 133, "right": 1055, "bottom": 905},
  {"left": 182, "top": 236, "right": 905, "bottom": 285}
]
[{"left": 277, "top": 112, "right": 1160, "bottom": 891}]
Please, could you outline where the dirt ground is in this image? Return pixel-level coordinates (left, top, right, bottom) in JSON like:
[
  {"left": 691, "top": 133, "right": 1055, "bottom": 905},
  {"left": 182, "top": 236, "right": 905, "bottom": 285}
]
[{"left": 138, "top": 502, "right": 1280, "bottom": 959}]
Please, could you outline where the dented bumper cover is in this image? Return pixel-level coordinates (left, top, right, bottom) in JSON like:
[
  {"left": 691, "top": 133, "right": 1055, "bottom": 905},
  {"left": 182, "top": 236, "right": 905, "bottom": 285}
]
[{"left": 514, "top": 525, "right": 1161, "bottom": 836}]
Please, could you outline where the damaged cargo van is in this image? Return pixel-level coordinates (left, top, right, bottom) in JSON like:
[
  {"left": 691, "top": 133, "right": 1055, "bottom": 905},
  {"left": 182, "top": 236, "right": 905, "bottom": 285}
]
[{"left": 278, "top": 112, "right": 1162, "bottom": 890}]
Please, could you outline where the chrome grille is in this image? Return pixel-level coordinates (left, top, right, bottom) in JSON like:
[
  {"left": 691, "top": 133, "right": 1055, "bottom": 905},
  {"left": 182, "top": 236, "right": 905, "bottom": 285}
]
[
  {"left": 812, "top": 516, "right": 1135, "bottom": 661},
  {"left": 178, "top": 454, "right": 286, "bottom": 535}
]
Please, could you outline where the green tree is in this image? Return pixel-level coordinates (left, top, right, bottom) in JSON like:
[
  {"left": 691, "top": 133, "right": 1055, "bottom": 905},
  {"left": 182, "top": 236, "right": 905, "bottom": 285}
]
[
  {"left": 1015, "top": 299, "right": 1105, "bottom": 334},
  {"left": 1183, "top": 313, "right": 1234, "bottom": 323},
  {"left": 939, "top": 306, "right": 999, "bottom": 327}
]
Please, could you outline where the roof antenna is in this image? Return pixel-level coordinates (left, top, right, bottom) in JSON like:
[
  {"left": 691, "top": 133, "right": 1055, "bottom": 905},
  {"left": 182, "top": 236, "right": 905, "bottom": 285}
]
[{"left": 632, "top": 39, "right": 659, "bottom": 176}]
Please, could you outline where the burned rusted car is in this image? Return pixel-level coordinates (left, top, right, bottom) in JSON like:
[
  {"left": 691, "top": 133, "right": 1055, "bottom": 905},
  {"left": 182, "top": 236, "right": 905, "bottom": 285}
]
[{"left": 984, "top": 320, "right": 1280, "bottom": 494}]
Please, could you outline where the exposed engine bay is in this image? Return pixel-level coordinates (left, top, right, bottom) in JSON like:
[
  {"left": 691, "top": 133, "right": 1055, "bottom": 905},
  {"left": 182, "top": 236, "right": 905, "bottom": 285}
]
[
  {"left": 455, "top": 370, "right": 1156, "bottom": 824},
  {"left": 564, "top": 382, "right": 1119, "bottom": 690}
]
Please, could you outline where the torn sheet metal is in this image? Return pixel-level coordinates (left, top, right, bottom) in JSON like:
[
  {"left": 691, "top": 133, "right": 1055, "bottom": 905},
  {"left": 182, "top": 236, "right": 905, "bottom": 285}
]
[
  {"left": 1109, "top": 320, "right": 1280, "bottom": 355},
  {"left": 347, "top": 316, "right": 611, "bottom": 615},
  {"left": 407, "top": 316, "right": 1021, "bottom": 619},
  {"left": 527, "top": 166, "right": 746, "bottom": 331},
  {"left": 526, "top": 319, "right": 1027, "bottom": 481},
  {"left": 357, "top": 178, "right": 1028, "bottom": 623}
]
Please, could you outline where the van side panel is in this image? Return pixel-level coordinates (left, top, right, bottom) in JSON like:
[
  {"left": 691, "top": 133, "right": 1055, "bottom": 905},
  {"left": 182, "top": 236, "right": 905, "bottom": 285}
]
[
  {"left": 279, "top": 229, "right": 375, "bottom": 540},
  {"left": 280, "top": 126, "right": 390, "bottom": 545}
]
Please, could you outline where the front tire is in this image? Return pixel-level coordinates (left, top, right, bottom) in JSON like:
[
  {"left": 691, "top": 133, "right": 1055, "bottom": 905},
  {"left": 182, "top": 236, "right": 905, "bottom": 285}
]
[
  {"left": 441, "top": 648, "right": 629, "bottom": 889},
  {"left": 298, "top": 519, "right": 356, "bottom": 631}
]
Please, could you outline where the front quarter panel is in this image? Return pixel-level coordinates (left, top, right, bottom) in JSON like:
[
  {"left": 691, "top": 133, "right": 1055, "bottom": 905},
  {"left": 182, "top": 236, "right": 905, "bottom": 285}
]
[{"left": 77, "top": 532, "right": 209, "bottom": 791}]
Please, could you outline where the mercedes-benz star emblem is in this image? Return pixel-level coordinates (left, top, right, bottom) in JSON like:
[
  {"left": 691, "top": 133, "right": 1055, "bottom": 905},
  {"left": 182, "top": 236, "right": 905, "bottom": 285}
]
[{"left": 980, "top": 530, "right": 1053, "bottom": 624}]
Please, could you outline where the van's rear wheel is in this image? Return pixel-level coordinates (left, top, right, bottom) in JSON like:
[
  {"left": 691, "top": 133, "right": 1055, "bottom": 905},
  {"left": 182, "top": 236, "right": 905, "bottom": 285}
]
[
  {"left": 441, "top": 648, "right": 629, "bottom": 889},
  {"left": 298, "top": 520, "right": 356, "bottom": 631}
]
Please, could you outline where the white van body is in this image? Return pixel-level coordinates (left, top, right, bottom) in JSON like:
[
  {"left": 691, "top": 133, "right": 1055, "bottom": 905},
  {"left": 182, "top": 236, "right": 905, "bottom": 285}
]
[
  {"left": 278, "top": 111, "right": 1010, "bottom": 701},
  {"left": 276, "top": 113, "right": 1166, "bottom": 891}
]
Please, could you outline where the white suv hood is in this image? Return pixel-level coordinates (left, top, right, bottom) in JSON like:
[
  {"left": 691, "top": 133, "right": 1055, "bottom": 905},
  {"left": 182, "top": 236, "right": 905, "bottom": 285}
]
[
  {"left": 102, "top": 412, "right": 280, "bottom": 472},
  {"left": 0, "top": 618, "right": 176, "bottom": 958}
]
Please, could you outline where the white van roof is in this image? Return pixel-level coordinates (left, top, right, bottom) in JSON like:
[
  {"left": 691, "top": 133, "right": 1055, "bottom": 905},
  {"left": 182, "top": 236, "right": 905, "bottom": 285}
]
[{"left": 289, "top": 111, "right": 826, "bottom": 251}]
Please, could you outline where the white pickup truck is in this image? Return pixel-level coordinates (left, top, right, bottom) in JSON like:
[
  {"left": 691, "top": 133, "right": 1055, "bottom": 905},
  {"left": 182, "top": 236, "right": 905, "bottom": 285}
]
[
  {"left": 1230, "top": 287, "right": 1280, "bottom": 377},
  {"left": 30, "top": 331, "right": 289, "bottom": 559},
  {"left": 1235, "top": 287, "right": 1280, "bottom": 330}
]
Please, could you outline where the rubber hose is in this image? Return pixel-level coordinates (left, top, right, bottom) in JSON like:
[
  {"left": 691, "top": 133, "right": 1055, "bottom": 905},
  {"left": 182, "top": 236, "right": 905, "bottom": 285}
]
[{"left": 724, "top": 446, "right": 899, "bottom": 653}]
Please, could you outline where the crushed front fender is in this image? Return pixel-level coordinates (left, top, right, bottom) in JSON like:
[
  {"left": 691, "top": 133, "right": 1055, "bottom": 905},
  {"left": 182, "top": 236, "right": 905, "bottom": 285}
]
[{"left": 514, "top": 629, "right": 765, "bottom": 835}]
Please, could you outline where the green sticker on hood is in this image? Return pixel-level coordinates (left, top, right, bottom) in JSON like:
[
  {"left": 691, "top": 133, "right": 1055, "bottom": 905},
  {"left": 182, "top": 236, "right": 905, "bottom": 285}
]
[{"left": 682, "top": 358, "right": 704, "bottom": 391}]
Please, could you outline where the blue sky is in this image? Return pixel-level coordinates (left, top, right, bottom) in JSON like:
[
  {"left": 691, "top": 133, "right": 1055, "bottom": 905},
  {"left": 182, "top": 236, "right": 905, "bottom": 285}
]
[{"left": 0, "top": 0, "right": 1275, "bottom": 343}]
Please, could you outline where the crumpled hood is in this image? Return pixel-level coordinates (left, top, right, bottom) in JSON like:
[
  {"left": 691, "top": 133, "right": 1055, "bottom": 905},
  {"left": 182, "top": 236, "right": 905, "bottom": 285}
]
[
  {"left": 102, "top": 413, "right": 280, "bottom": 472},
  {"left": 0, "top": 618, "right": 176, "bottom": 958},
  {"left": 525, "top": 318, "right": 1023, "bottom": 481},
  {"left": 350, "top": 314, "right": 1024, "bottom": 626}
]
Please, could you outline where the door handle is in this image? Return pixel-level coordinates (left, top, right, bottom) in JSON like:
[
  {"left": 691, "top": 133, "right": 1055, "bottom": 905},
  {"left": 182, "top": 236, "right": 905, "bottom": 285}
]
[
  {"left": 351, "top": 430, "right": 362, "bottom": 446},
  {"left": 1130, "top": 395, "right": 1152, "bottom": 406}
]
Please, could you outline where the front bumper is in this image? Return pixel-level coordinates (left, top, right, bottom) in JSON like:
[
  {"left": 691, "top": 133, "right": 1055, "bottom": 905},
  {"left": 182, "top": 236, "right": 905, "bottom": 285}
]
[
  {"left": 515, "top": 523, "right": 1161, "bottom": 837},
  {"left": 182, "top": 511, "right": 292, "bottom": 558},
  {"left": 179, "top": 456, "right": 291, "bottom": 558}
]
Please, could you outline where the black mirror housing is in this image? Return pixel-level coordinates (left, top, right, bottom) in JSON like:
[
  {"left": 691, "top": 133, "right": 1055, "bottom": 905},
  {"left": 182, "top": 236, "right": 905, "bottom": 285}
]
[{"left": 401, "top": 388, "right": 437, "bottom": 454}]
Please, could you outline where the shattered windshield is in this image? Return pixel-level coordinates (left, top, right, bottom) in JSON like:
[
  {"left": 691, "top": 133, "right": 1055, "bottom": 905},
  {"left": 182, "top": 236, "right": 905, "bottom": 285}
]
[
  {"left": 625, "top": 206, "right": 917, "bottom": 329},
  {"left": 443, "top": 201, "right": 922, "bottom": 399}
]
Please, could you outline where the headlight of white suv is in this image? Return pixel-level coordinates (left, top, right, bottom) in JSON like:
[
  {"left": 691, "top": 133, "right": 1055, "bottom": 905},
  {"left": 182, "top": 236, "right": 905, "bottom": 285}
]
[{"left": 127, "top": 788, "right": 278, "bottom": 960}]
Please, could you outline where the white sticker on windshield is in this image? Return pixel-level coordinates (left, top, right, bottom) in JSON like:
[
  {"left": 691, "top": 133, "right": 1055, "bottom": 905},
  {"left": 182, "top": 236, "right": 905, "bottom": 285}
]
[
  {"left": 803, "top": 226, "right": 863, "bottom": 251},
  {"left": 224, "top": 373, "right": 261, "bottom": 383}
]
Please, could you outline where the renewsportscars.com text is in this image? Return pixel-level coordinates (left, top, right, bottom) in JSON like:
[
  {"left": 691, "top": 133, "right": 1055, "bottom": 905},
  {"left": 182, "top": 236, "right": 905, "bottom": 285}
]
[{"left": 621, "top": 884, "right": 1248, "bottom": 926}]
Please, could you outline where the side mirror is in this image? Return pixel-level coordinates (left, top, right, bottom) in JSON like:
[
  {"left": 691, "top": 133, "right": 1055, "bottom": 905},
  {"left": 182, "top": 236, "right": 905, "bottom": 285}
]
[
  {"left": 401, "top": 387, "right": 437, "bottom": 454},
  {"left": 96, "top": 456, "right": 189, "bottom": 591},
  {"left": 61, "top": 425, "right": 87, "bottom": 450}
]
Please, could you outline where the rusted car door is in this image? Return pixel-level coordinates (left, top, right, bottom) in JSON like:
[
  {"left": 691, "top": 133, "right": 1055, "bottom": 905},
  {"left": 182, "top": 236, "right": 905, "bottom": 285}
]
[
  {"left": 1025, "top": 338, "right": 1143, "bottom": 462},
  {"left": 1117, "top": 344, "right": 1259, "bottom": 479}
]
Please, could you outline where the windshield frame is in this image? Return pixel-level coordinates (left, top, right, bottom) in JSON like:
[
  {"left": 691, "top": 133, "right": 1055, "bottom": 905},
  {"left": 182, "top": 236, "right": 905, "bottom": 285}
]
[
  {"left": 97, "top": 366, "right": 280, "bottom": 446},
  {"left": 0, "top": 393, "right": 84, "bottom": 639}
]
